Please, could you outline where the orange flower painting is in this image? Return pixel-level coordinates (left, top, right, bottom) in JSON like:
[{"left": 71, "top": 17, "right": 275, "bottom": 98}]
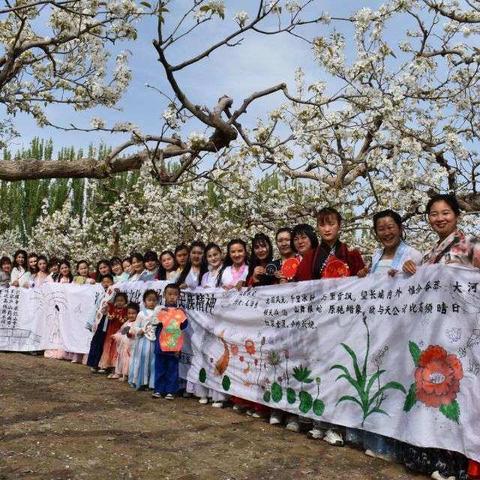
[{"left": 414, "top": 345, "right": 463, "bottom": 408}]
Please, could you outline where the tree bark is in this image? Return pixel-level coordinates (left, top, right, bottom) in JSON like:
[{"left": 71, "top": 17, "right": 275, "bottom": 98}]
[{"left": 0, "top": 153, "right": 147, "bottom": 181}]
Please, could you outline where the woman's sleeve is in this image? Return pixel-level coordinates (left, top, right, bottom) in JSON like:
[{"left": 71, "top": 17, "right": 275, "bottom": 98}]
[
  {"left": 410, "top": 248, "right": 424, "bottom": 265},
  {"left": 471, "top": 236, "right": 480, "bottom": 269},
  {"left": 294, "top": 249, "right": 314, "bottom": 282},
  {"left": 348, "top": 250, "right": 366, "bottom": 276},
  {"left": 10, "top": 268, "right": 19, "bottom": 284}
]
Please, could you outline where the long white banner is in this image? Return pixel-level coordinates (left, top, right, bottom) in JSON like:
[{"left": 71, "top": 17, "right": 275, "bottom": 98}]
[
  {"left": 1, "top": 265, "right": 479, "bottom": 461},
  {"left": 183, "top": 265, "right": 480, "bottom": 461},
  {"left": 0, "top": 283, "right": 103, "bottom": 352}
]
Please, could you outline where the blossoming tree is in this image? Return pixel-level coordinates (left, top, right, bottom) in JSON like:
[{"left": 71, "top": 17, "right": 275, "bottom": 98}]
[{"left": 0, "top": 0, "right": 479, "bottom": 225}]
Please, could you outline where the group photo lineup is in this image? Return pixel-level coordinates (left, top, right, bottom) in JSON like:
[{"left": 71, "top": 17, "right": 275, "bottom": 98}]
[{"left": 1, "top": 1, "right": 479, "bottom": 480}]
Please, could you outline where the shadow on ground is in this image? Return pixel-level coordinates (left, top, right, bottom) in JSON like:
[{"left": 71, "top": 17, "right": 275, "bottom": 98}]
[{"left": 0, "top": 353, "right": 428, "bottom": 480}]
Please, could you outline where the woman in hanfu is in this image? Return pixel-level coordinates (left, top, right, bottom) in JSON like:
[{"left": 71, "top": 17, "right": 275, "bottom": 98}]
[
  {"left": 217, "top": 239, "right": 249, "bottom": 290},
  {"left": 176, "top": 241, "right": 208, "bottom": 290},
  {"left": 359, "top": 210, "right": 423, "bottom": 278},
  {"left": 354, "top": 210, "right": 423, "bottom": 461},
  {"left": 128, "top": 253, "right": 154, "bottom": 282},
  {"left": 157, "top": 251, "right": 179, "bottom": 281},
  {"left": 176, "top": 241, "right": 208, "bottom": 398},
  {"left": 198, "top": 243, "right": 229, "bottom": 407},
  {"left": 403, "top": 194, "right": 480, "bottom": 480},
  {"left": 200, "top": 243, "right": 223, "bottom": 289},
  {"left": 10, "top": 249, "right": 30, "bottom": 287},
  {"left": 295, "top": 208, "right": 365, "bottom": 446}
]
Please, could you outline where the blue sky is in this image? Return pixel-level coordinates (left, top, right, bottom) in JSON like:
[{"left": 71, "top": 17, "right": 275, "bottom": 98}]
[{"left": 9, "top": 1, "right": 385, "bottom": 154}]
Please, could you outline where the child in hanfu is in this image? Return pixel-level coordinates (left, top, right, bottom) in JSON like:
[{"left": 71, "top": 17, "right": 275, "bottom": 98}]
[
  {"left": 128, "top": 290, "right": 160, "bottom": 390},
  {"left": 151, "top": 284, "right": 188, "bottom": 400},
  {"left": 86, "top": 277, "right": 116, "bottom": 372},
  {"left": 111, "top": 302, "right": 139, "bottom": 381},
  {"left": 99, "top": 292, "right": 128, "bottom": 376}
]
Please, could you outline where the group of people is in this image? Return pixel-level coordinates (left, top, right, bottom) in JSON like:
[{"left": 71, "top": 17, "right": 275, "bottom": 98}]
[{"left": 1, "top": 193, "right": 479, "bottom": 480}]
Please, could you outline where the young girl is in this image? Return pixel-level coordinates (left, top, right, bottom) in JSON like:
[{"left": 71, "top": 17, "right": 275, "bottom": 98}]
[
  {"left": 151, "top": 284, "right": 188, "bottom": 400},
  {"left": 56, "top": 260, "right": 74, "bottom": 284},
  {"left": 304, "top": 208, "right": 365, "bottom": 446},
  {"left": 157, "top": 250, "right": 178, "bottom": 281},
  {"left": 74, "top": 260, "right": 95, "bottom": 285},
  {"left": 217, "top": 239, "right": 249, "bottom": 289},
  {"left": 25, "top": 253, "right": 39, "bottom": 288},
  {"left": 201, "top": 243, "right": 223, "bottom": 289},
  {"left": 174, "top": 244, "right": 190, "bottom": 277},
  {"left": 46, "top": 257, "right": 60, "bottom": 282},
  {"left": 95, "top": 259, "right": 112, "bottom": 283},
  {"left": 111, "top": 257, "right": 129, "bottom": 283},
  {"left": 198, "top": 243, "right": 228, "bottom": 407},
  {"left": 128, "top": 289, "right": 160, "bottom": 390},
  {"left": 100, "top": 291, "right": 128, "bottom": 376},
  {"left": 122, "top": 257, "right": 132, "bottom": 277},
  {"left": 177, "top": 241, "right": 207, "bottom": 289},
  {"left": 87, "top": 274, "right": 115, "bottom": 372},
  {"left": 31, "top": 255, "right": 49, "bottom": 287},
  {"left": 112, "top": 302, "right": 139, "bottom": 381},
  {"left": 144, "top": 251, "right": 159, "bottom": 279},
  {"left": 10, "top": 249, "right": 29, "bottom": 287},
  {"left": 128, "top": 253, "right": 152, "bottom": 282},
  {"left": 0, "top": 256, "right": 12, "bottom": 288},
  {"left": 246, "top": 233, "right": 276, "bottom": 287}
]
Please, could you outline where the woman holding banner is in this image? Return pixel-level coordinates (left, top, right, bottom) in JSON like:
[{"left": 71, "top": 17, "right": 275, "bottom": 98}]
[
  {"left": 294, "top": 208, "right": 365, "bottom": 446},
  {"left": 403, "top": 193, "right": 480, "bottom": 480}
]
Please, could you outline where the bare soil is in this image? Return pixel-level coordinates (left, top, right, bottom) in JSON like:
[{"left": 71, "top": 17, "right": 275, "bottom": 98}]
[{"left": 0, "top": 352, "right": 427, "bottom": 480}]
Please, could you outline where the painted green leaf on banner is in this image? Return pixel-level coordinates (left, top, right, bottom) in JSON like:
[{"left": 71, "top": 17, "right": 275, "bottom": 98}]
[
  {"left": 409, "top": 341, "right": 421, "bottom": 367},
  {"left": 439, "top": 400, "right": 460, "bottom": 424},
  {"left": 271, "top": 382, "right": 282, "bottom": 402},
  {"left": 403, "top": 383, "right": 417, "bottom": 412},
  {"left": 299, "top": 391, "right": 313, "bottom": 413},
  {"left": 313, "top": 399, "right": 325, "bottom": 416},
  {"left": 222, "top": 375, "right": 231, "bottom": 391},
  {"left": 286, "top": 388, "right": 296, "bottom": 404}
]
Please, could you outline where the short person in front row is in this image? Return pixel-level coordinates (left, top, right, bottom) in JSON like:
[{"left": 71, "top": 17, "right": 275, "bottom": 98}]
[{"left": 151, "top": 284, "right": 188, "bottom": 400}]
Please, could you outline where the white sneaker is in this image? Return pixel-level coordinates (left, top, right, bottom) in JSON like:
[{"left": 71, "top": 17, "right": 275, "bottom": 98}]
[
  {"left": 308, "top": 428, "right": 324, "bottom": 440},
  {"left": 269, "top": 412, "right": 283, "bottom": 425},
  {"left": 431, "top": 471, "right": 456, "bottom": 480},
  {"left": 365, "top": 449, "right": 395, "bottom": 462},
  {"left": 323, "top": 429, "right": 344, "bottom": 446},
  {"left": 252, "top": 411, "right": 267, "bottom": 419},
  {"left": 232, "top": 404, "right": 243, "bottom": 412},
  {"left": 211, "top": 402, "right": 224, "bottom": 408},
  {"left": 245, "top": 409, "right": 254, "bottom": 416},
  {"left": 285, "top": 421, "right": 300, "bottom": 433},
  {"left": 198, "top": 397, "right": 208, "bottom": 404},
  {"left": 165, "top": 393, "right": 174, "bottom": 400}
]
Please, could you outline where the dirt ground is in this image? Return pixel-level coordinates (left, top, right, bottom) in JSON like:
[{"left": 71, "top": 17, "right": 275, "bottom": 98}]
[{"left": 0, "top": 352, "right": 428, "bottom": 480}]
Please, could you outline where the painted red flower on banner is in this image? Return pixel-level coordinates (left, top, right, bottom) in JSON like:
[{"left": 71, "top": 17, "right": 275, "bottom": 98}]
[
  {"left": 414, "top": 345, "right": 463, "bottom": 408},
  {"left": 245, "top": 339, "right": 256, "bottom": 355}
]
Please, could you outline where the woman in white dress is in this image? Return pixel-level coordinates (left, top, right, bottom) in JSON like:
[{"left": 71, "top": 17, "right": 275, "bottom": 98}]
[{"left": 10, "top": 249, "right": 30, "bottom": 287}]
